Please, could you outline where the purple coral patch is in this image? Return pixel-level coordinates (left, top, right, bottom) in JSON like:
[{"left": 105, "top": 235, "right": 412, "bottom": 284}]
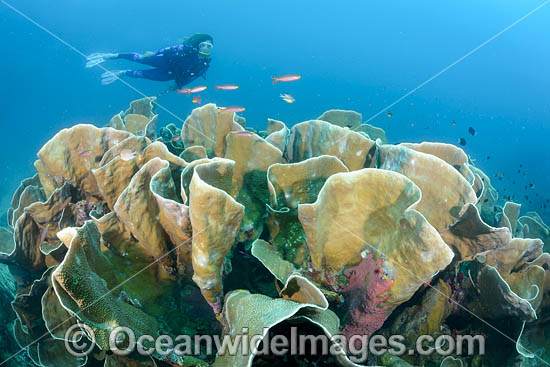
[{"left": 339, "top": 253, "right": 393, "bottom": 344}]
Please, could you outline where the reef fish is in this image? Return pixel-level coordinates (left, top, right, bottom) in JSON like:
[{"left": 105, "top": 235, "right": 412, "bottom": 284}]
[
  {"left": 172, "top": 136, "right": 181, "bottom": 142},
  {"left": 39, "top": 225, "right": 49, "bottom": 244},
  {"left": 458, "top": 138, "right": 467, "bottom": 146},
  {"left": 280, "top": 93, "right": 295, "bottom": 103},
  {"left": 177, "top": 86, "right": 207, "bottom": 95},
  {"left": 272, "top": 74, "right": 301, "bottom": 84},
  {"left": 218, "top": 106, "right": 246, "bottom": 113},
  {"left": 192, "top": 95, "right": 202, "bottom": 104},
  {"left": 79, "top": 149, "right": 92, "bottom": 157},
  {"left": 120, "top": 149, "right": 136, "bottom": 161},
  {"left": 232, "top": 131, "right": 255, "bottom": 137},
  {"left": 468, "top": 127, "right": 477, "bottom": 136},
  {"left": 215, "top": 84, "right": 239, "bottom": 90},
  {"left": 385, "top": 111, "right": 393, "bottom": 118}
]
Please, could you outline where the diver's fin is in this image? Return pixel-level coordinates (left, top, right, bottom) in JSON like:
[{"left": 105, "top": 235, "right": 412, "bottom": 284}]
[
  {"left": 85, "top": 53, "right": 117, "bottom": 68},
  {"left": 86, "top": 53, "right": 107, "bottom": 68},
  {"left": 101, "top": 70, "right": 125, "bottom": 85}
]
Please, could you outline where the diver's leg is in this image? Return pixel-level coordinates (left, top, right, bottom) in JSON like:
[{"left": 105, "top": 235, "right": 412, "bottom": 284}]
[
  {"left": 117, "top": 52, "right": 168, "bottom": 68},
  {"left": 86, "top": 51, "right": 166, "bottom": 68},
  {"left": 100, "top": 68, "right": 173, "bottom": 85},
  {"left": 116, "top": 52, "right": 143, "bottom": 62},
  {"left": 124, "top": 68, "right": 174, "bottom": 82}
]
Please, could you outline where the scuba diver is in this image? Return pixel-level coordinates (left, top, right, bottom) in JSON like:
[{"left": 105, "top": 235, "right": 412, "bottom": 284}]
[{"left": 85, "top": 33, "right": 213, "bottom": 90}]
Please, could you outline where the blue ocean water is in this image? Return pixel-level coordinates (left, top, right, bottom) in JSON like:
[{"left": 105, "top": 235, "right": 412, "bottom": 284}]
[{"left": 0, "top": 0, "right": 549, "bottom": 225}]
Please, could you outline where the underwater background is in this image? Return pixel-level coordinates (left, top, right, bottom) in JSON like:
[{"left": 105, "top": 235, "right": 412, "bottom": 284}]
[
  {"left": 1, "top": 1, "right": 550, "bottom": 367},
  {"left": 0, "top": 0, "right": 549, "bottom": 225}
]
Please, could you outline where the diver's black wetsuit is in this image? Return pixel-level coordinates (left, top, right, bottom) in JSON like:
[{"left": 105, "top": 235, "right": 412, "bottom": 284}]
[{"left": 117, "top": 44, "right": 210, "bottom": 88}]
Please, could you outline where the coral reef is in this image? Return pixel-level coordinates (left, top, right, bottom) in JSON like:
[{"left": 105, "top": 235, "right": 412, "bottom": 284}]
[{"left": 1, "top": 97, "right": 548, "bottom": 367}]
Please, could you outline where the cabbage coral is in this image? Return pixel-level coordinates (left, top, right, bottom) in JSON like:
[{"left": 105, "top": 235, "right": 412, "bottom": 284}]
[{"left": 0, "top": 99, "right": 548, "bottom": 367}]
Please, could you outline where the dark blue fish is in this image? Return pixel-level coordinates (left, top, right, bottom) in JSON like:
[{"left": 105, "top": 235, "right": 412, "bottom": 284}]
[{"left": 458, "top": 138, "right": 467, "bottom": 146}]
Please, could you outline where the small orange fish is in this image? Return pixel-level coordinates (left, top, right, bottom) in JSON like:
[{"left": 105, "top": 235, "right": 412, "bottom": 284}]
[
  {"left": 233, "top": 131, "right": 254, "bottom": 137},
  {"left": 79, "top": 149, "right": 92, "bottom": 157},
  {"left": 190, "top": 86, "right": 207, "bottom": 94},
  {"left": 177, "top": 85, "right": 207, "bottom": 96},
  {"left": 172, "top": 136, "right": 181, "bottom": 142},
  {"left": 192, "top": 95, "right": 202, "bottom": 104},
  {"left": 218, "top": 106, "right": 245, "bottom": 113},
  {"left": 20, "top": 313, "right": 34, "bottom": 337},
  {"left": 39, "top": 226, "right": 49, "bottom": 243},
  {"left": 215, "top": 84, "right": 239, "bottom": 90},
  {"left": 272, "top": 74, "right": 301, "bottom": 84},
  {"left": 60, "top": 196, "right": 71, "bottom": 211},
  {"left": 120, "top": 149, "right": 136, "bottom": 161}
]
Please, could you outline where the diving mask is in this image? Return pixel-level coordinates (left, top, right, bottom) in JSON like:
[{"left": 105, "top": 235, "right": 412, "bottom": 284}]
[{"left": 198, "top": 41, "right": 213, "bottom": 56}]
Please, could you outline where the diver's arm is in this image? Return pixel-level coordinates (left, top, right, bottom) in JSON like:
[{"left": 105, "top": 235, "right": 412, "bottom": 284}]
[
  {"left": 155, "top": 44, "right": 195, "bottom": 57},
  {"left": 153, "top": 46, "right": 176, "bottom": 56}
]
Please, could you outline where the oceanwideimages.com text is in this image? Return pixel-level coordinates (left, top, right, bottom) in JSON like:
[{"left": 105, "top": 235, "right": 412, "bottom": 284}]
[{"left": 65, "top": 323, "right": 485, "bottom": 363}]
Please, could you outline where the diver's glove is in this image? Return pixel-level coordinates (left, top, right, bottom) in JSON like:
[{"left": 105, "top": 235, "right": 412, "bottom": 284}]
[{"left": 85, "top": 53, "right": 118, "bottom": 68}]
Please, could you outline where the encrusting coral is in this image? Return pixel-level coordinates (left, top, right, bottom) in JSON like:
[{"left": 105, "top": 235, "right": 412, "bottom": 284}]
[
  {"left": 297, "top": 168, "right": 454, "bottom": 341},
  {"left": 1, "top": 96, "right": 549, "bottom": 367}
]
